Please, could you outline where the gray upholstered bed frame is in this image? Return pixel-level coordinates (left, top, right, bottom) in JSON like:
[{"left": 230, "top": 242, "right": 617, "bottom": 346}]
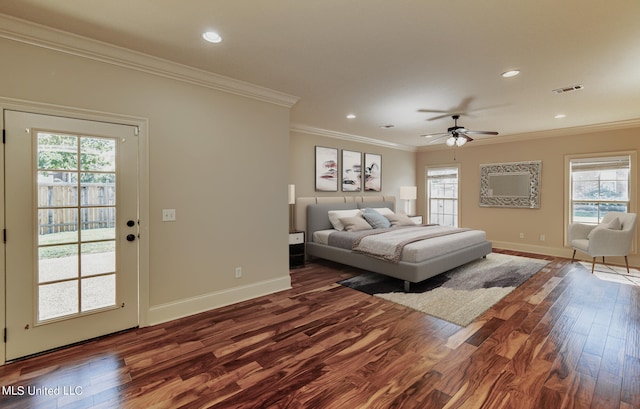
[{"left": 298, "top": 196, "right": 492, "bottom": 291}]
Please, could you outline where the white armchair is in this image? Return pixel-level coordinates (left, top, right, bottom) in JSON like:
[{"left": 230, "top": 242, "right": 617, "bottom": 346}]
[{"left": 569, "top": 212, "right": 637, "bottom": 273}]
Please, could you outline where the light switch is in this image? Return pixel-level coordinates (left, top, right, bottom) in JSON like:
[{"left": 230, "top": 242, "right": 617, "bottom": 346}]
[{"left": 162, "top": 209, "right": 176, "bottom": 222}]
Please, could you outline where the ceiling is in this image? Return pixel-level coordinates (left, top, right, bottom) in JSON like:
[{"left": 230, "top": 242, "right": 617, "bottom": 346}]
[{"left": 1, "top": 0, "right": 639, "bottom": 150}]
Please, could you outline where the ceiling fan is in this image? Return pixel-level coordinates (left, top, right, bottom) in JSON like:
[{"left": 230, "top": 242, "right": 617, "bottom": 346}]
[
  {"left": 417, "top": 97, "right": 476, "bottom": 121},
  {"left": 421, "top": 115, "right": 498, "bottom": 146}
]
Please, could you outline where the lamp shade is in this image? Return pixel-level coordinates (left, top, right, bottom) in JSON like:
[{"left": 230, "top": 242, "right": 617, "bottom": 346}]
[
  {"left": 288, "top": 184, "right": 296, "bottom": 205},
  {"left": 399, "top": 186, "right": 417, "bottom": 200}
]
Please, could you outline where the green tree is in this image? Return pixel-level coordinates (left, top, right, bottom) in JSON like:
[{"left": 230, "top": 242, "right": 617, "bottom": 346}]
[{"left": 38, "top": 133, "right": 115, "bottom": 178}]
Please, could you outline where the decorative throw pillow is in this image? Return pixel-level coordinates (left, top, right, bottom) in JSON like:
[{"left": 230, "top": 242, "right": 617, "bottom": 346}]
[
  {"left": 369, "top": 207, "right": 394, "bottom": 216},
  {"left": 328, "top": 209, "right": 361, "bottom": 231},
  {"left": 385, "top": 213, "right": 416, "bottom": 227},
  {"left": 587, "top": 217, "right": 622, "bottom": 239},
  {"left": 362, "top": 208, "right": 391, "bottom": 229},
  {"left": 339, "top": 215, "right": 373, "bottom": 232}
]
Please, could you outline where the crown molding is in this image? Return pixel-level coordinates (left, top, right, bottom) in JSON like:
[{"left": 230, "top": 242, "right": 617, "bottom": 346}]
[
  {"left": 0, "top": 13, "right": 299, "bottom": 108},
  {"left": 291, "top": 123, "right": 417, "bottom": 152},
  {"left": 417, "top": 118, "right": 640, "bottom": 152}
]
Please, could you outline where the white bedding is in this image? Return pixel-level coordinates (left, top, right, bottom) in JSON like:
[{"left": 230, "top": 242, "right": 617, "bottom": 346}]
[
  {"left": 313, "top": 229, "right": 336, "bottom": 245},
  {"left": 313, "top": 227, "right": 487, "bottom": 263}
]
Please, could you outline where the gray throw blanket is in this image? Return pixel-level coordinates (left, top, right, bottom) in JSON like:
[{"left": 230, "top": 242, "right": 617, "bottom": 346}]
[{"left": 352, "top": 226, "right": 471, "bottom": 263}]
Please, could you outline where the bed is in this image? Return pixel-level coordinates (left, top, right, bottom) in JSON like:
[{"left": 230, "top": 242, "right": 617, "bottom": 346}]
[{"left": 297, "top": 196, "right": 492, "bottom": 291}]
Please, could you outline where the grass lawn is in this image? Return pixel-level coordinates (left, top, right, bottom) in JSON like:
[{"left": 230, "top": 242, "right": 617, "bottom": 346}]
[{"left": 39, "top": 228, "right": 115, "bottom": 258}]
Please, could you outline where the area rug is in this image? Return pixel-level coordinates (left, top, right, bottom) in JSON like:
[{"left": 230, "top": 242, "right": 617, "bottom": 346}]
[{"left": 338, "top": 253, "right": 549, "bottom": 326}]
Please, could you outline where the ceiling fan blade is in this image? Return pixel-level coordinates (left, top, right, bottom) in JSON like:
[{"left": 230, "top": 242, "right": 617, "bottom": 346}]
[
  {"left": 422, "top": 134, "right": 450, "bottom": 145},
  {"left": 464, "top": 130, "right": 499, "bottom": 135},
  {"left": 420, "top": 131, "right": 448, "bottom": 137},
  {"left": 460, "top": 134, "right": 474, "bottom": 142},
  {"left": 426, "top": 113, "right": 457, "bottom": 121},
  {"left": 417, "top": 108, "right": 451, "bottom": 114}
]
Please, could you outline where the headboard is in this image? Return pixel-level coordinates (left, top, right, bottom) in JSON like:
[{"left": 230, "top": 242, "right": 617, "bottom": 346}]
[{"left": 295, "top": 195, "right": 396, "bottom": 241}]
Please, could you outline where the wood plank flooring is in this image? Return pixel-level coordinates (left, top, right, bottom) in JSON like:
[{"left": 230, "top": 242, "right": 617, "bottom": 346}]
[{"left": 1, "top": 250, "right": 639, "bottom": 408}]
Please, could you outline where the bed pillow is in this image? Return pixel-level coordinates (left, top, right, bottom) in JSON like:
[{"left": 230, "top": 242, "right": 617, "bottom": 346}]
[
  {"left": 340, "top": 215, "right": 373, "bottom": 232},
  {"left": 369, "top": 207, "right": 394, "bottom": 216},
  {"left": 587, "top": 217, "right": 621, "bottom": 239},
  {"left": 362, "top": 208, "right": 391, "bottom": 229},
  {"left": 385, "top": 213, "right": 416, "bottom": 227},
  {"left": 328, "top": 209, "right": 362, "bottom": 231}
]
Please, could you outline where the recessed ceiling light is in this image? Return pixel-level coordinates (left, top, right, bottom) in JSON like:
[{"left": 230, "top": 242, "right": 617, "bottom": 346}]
[
  {"left": 501, "top": 70, "right": 520, "bottom": 78},
  {"left": 202, "top": 31, "right": 222, "bottom": 43},
  {"left": 554, "top": 114, "right": 567, "bottom": 119},
  {"left": 346, "top": 114, "right": 356, "bottom": 119}
]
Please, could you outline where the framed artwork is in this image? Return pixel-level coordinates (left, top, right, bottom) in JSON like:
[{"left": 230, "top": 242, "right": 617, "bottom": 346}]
[
  {"left": 341, "top": 150, "right": 361, "bottom": 192},
  {"left": 364, "top": 153, "right": 382, "bottom": 192},
  {"left": 315, "top": 146, "right": 338, "bottom": 191}
]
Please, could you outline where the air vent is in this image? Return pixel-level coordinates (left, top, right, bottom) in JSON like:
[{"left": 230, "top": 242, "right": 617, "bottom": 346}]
[{"left": 552, "top": 84, "right": 584, "bottom": 94}]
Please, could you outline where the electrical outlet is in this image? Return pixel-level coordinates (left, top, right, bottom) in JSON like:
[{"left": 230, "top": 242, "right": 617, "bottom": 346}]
[
  {"left": 540, "top": 234, "right": 546, "bottom": 241},
  {"left": 162, "top": 209, "right": 176, "bottom": 222},
  {"left": 235, "top": 267, "right": 242, "bottom": 278},
  {"left": 519, "top": 233, "right": 525, "bottom": 239}
]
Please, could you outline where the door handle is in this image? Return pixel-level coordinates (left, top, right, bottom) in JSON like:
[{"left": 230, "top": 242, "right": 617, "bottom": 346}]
[{"left": 126, "top": 234, "right": 136, "bottom": 242}]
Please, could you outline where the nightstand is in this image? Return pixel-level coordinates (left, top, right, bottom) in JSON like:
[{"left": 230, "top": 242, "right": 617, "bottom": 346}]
[
  {"left": 409, "top": 215, "right": 423, "bottom": 224},
  {"left": 289, "top": 231, "right": 305, "bottom": 269}
]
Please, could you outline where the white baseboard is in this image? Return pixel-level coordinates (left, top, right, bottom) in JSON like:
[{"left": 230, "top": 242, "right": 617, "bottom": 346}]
[
  {"left": 491, "top": 241, "right": 571, "bottom": 258},
  {"left": 145, "top": 275, "right": 292, "bottom": 326},
  {"left": 492, "top": 241, "right": 639, "bottom": 268}
]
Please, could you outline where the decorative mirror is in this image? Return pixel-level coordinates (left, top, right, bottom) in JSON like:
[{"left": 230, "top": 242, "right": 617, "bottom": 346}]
[{"left": 480, "top": 161, "right": 541, "bottom": 208}]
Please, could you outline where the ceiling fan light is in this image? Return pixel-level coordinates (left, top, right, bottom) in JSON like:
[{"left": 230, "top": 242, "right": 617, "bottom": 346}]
[
  {"left": 456, "top": 137, "right": 467, "bottom": 147},
  {"left": 446, "top": 136, "right": 456, "bottom": 147}
]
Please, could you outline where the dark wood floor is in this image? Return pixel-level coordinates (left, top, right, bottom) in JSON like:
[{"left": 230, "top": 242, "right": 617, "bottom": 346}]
[{"left": 1, "top": 250, "right": 639, "bottom": 409}]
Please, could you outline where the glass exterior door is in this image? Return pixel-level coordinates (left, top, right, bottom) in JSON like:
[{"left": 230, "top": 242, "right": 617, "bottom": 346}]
[{"left": 5, "top": 110, "right": 139, "bottom": 360}]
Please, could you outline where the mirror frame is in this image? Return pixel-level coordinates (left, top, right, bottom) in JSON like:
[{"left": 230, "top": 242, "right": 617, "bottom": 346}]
[{"left": 480, "top": 161, "right": 542, "bottom": 208}]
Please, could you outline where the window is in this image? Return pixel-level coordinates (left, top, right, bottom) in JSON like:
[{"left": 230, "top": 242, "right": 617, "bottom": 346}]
[
  {"left": 427, "top": 166, "right": 459, "bottom": 227},
  {"left": 569, "top": 154, "right": 632, "bottom": 224}
]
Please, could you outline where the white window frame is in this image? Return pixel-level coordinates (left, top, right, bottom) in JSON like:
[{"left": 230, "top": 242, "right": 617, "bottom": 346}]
[
  {"left": 426, "top": 164, "right": 460, "bottom": 227},
  {"left": 564, "top": 150, "right": 637, "bottom": 247}
]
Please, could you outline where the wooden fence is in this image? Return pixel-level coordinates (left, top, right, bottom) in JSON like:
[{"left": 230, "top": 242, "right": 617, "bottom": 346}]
[{"left": 38, "top": 183, "right": 116, "bottom": 235}]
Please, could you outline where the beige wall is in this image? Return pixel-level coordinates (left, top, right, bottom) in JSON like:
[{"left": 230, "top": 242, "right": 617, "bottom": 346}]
[
  {"left": 289, "top": 131, "right": 417, "bottom": 212},
  {"left": 0, "top": 36, "right": 292, "bottom": 325},
  {"left": 417, "top": 127, "right": 640, "bottom": 267}
]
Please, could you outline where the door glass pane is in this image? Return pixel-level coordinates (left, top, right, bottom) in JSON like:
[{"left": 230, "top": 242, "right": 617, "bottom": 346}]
[
  {"left": 39, "top": 244, "right": 79, "bottom": 283},
  {"left": 80, "top": 137, "right": 116, "bottom": 172},
  {"left": 37, "top": 133, "right": 78, "bottom": 171},
  {"left": 82, "top": 275, "right": 116, "bottom": 312},
  {"left": 37, "top": 172, "right": 78, "bottom": 207},
  {"left": 36, "top": 132, "right": 118, "bottom": 322},
  {"left": 38, "top": 209, "right": 78, "bottom": 245},
  {"left": 81, "top": 241, "right": 116, "bottom": 277},
  {"left": 39, "top": 281, "right": 79, "bottom": 321},
  {"left": 81, "top": 208, "right": 116, "bottom": 240},
  {"left": 81, "top": 173, "right": 116, "bottom": 206}
]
